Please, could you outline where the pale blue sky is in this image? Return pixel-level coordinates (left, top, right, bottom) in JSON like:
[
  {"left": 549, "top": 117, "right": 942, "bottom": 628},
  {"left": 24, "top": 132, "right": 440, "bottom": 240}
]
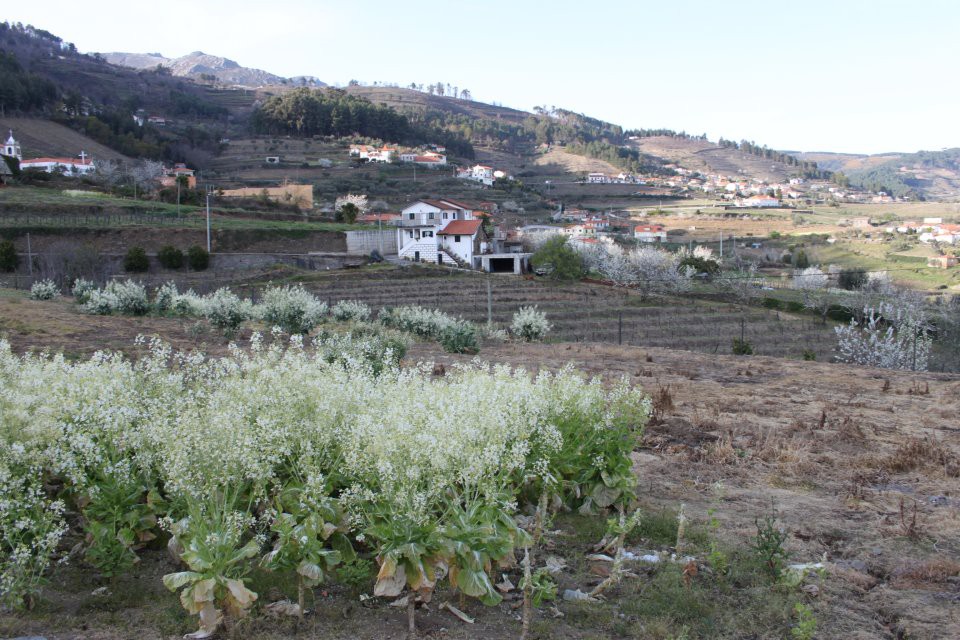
[{"left": 6, "top": 1, "right": 959, "bottom": 154}]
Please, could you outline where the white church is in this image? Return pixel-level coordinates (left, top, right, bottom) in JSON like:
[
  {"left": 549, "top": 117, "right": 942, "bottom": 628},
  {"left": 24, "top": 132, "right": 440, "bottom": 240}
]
[{"left": 3, "top": 130, "right": 96, "bottom": 176}]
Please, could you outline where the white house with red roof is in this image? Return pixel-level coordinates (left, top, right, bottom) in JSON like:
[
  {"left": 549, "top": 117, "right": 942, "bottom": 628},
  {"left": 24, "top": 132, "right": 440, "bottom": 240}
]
[
  {"left": 349, "top": 144, "right": 397, "bottom": 163},
  {"left": 399, "top": 150, "right": 447, "bottom": 166},
  {"left": 20, "top": 151, "right": 96, "bottom": 176},
  {"left": 634, "top": 224, "right": 667, "bottom": 242},
  {"left": 396, "top": 198, "right": 486, "bottom": 266},
  {"left": 457, "top": 163, "right": 496, "bottom": 186}
]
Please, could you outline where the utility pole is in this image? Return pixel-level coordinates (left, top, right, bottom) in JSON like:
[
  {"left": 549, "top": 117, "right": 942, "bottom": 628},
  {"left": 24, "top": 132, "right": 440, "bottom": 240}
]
[
  {"left": 177, "top": 178, "right": 181, "bottom": 219},
  {"left": 26, "top": 232, "right": 33, "bottom": 276},
  {"left": 719, "top": 233, "right": 723, "bottom": 258},
  {"left": 205, "top": 187, "right": 213, "bottom": 253}
]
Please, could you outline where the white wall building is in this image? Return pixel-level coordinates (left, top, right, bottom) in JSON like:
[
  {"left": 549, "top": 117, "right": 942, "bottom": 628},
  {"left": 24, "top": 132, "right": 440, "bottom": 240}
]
[
  {"left": 457, "top": 164, "right": 496, "bottom": 186},
  {"left": 3, "top": 130, "right": 22, "bottom": 161},
  {"left": 396, "top": 198, "right": 484, "bottom": 266},
  {"left": 20, "top": 152, "right": 96, "bottom": 176}
]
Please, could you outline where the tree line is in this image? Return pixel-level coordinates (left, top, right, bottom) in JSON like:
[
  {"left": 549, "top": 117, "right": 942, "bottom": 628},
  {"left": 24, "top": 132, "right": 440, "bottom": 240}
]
[{"left": 250, "top": 88, "right": 475, "bottom": 158}]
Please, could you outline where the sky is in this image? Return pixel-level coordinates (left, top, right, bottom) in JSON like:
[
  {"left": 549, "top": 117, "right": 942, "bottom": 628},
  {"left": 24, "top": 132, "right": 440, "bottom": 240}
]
[{"left": 5, "top": 0, "right": 959, "bottom": 155}]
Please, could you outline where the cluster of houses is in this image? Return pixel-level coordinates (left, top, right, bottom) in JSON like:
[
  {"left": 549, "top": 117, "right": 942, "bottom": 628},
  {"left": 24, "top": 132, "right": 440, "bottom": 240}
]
[
  {"left": 888, "top": 217, "right": 960, "bottom": 245},
  {"left": 349, "top": 144, "right": 448, "bottom": 167}
]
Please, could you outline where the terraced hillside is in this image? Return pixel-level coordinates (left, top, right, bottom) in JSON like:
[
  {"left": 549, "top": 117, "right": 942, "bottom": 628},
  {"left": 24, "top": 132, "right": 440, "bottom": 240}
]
[{"left": 288, "top": 268, "right": 835, "bottom": 360}]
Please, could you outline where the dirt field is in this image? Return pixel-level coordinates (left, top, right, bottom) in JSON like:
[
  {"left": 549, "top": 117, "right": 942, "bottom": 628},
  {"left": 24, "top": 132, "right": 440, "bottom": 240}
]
[{"left": 1, "top": 286, "right": 958, "bottom": 639}]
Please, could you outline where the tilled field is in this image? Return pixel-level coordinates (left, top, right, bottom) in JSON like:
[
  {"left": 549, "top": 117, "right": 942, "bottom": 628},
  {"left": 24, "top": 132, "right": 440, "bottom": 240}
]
[{"left": 289, "top": 268, "right": 836, "bottom": 360}]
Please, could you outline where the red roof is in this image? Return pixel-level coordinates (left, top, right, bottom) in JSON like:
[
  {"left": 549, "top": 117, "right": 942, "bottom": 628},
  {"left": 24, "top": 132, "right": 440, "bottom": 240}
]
[
  {"left": 414, "top": 156, "right": 442, "bottom": 163},
  {"left": 357, "top": 213, "right": 400, "bottom": 223},
  {"left": 438, "top": 219, "right": 483, "bottom": 236},
  {"left": 21, "top": 157, "right": 93, "bottom": 165},
  {"left": 635, "top": 225, "right": 665, "bottom": 232}
]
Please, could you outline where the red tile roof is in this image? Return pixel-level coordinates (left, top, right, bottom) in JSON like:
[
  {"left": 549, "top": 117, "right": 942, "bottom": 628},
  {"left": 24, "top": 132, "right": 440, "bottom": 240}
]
[
  {"left": 438, "top": 219, "right": 482, "bottom": 236},
  {"left": 21, "top": 157, "right": 93, "bottom": 165}
]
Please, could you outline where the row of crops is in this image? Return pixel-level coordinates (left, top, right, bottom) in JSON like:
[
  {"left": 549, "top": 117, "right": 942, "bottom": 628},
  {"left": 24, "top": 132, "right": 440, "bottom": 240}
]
[
  {"left": 0, "top": 333, "right": 649, "bottom": 635},
  {"left": 294, "top": 271, "right": 835, "bottom": 359}
]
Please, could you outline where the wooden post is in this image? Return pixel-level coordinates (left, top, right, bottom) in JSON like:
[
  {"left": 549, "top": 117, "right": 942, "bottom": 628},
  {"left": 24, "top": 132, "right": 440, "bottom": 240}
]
[
  {"left": 618, "top": 311, "right": 623, "bottom": 345},
  {"left": 486, "top": 278, "right": 493, "bottom": 326}
]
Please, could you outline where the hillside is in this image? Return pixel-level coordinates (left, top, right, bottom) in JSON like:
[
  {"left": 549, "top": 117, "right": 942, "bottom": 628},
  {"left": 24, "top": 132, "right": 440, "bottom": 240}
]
[
  {"left": 102, "top": 50, "right": 326, "bottom": 89},
  {"left": 0, "top": 116, "right": 131, "bottom": 162},
  {"left": 795, "top": 149, "right": 960, "bottom": 200},
  {"left": 630, "top": 136, "right": 814, "bottom": 182}
]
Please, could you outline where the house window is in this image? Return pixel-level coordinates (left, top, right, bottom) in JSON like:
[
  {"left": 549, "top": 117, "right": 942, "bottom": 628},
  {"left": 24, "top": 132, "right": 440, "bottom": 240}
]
[
  {"left": 443, "top": 212, "right": 448, "bottom": 219},
  {"left": 408, "top": 213, "right": 415, "bottom": 220},
  {"left": 428, "top": 212, "right": 434, "bottom": 220},
  {"left": 408, "top": 231, "right": 413, "bottom": 238},
  {"left": 454, "top": 236, "right": 461, "bottom": 243}
]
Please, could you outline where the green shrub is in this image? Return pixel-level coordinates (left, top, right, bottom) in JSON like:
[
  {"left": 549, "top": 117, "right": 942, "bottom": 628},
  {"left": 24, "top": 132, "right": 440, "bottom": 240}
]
[
  {"left": 157, "top": 245, "right": 184, "bottom": 269},
  {"left": 531, "top": 236, "right": 584, "bottom": 281},
  {"left": 785, "top": 300, "right": 804, "bottom": 313},
  {"left": 0, "top": 240, "right": 18, "bottom": 272},
  {"left": 440, "top": 322, "right": 480, "bottom": 354},
  {"left": 762, "top": 297, "right": 781, "bottom": 309},
  {"left": 732, "top": 338, "right": 753, "bottom": 355},
  {"left": 123, "top": 247, "right": 149, "bottom": 273},
  {"left": 838, "top": 269, "right": 867, "bottom": 290},
  {"left": 769, "top": 231, "right": 781, "bottom": 239},
  {"left": 793, "top": 250, "right": 809, "bottom": 269},
  {"left": 802, "top": 349, "right": 816, "bottom": 361},
  {"left": 187, "top": 245, "right": 210, "bottom": 271}
]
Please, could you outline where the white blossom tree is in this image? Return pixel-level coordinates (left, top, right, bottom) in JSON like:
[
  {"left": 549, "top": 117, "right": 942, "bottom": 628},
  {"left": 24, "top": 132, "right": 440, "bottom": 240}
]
[{"left": 835, "top": 300, "right": 932, "bottom": 370}]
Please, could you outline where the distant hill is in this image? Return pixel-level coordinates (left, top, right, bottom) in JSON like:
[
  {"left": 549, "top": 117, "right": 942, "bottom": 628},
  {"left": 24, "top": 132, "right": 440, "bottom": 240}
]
[
  {"left": 795, "top": 150, "right": 960, "bottom": 200},
  {"left": 101, "top": 51, "right": 326, "bottom": 89}
]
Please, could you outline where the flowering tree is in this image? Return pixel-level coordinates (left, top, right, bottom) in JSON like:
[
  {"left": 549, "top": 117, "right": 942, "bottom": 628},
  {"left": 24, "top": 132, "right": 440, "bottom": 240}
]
[
  {"left": 835, "top": 300, "right": 932, "bottom": 370},
  {"left": 581, "top": 243, "right": 692, "bottom": 300}
]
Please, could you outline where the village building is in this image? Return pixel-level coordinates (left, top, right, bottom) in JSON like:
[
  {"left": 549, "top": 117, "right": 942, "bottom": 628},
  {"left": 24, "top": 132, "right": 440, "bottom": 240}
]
[
  {"left": 737, "top": 194, "right": 780, "bottom": 208},
  {"left": 3, "top": 130, "right": 22, "bottom": 162},
  {"left": 457, "top": 164, "right": 496, "bottom": 186},
  {"left": 357, "top": 212, "right": 401, "bottom": 225},
  {"left": 928, "top": 255, "right": 958, "bottom": 269},
  {"left": 586, "top": 172, "right": 607, "bottom": 184},
  {"left": 349, "top": 145, "right": 397, "bottom": 163},
  {"left": 159, "top": 163, "right": 197, "bottom": 189},
  {"left": 399, "top": 150, "right": 447, "bottom": 166},
  {"left": 20, "top": 151, "right": 96, "bottom": 176},
  {"left": 396, "top": 198, "right": 483, "bottom": 266},
  {"left": 219, "top": 183, "right": 313, "bottom": 211},
  {"left": 634, "top": 224, "right": 667, "bottom": 242}
]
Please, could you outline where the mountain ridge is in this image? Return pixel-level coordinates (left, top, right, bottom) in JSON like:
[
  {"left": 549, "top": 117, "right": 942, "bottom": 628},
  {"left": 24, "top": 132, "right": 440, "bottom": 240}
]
[{"left": 99, "top": 50, "right": 326, "bottom": 89}]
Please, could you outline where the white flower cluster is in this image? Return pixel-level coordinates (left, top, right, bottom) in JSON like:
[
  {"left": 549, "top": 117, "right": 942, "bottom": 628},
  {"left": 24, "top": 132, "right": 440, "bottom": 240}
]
[
  {"left": 257, "top": 284, "right": 328, "bottom": 334},
  {"left": 792, "top": 266, "right": 829, "bottom": 290},
  {"left": 83, "top": 280, "right": 150, "bottom": 315},
  {"left": 71, "top": 278, "right": 97, "bottom": 303},
  {"left": 379, "top": 305, "right": 468, "bottom": 339},
  {"left": 579, "top": 244, "right": 693, "bottom": 298},
  {"left": 511, "top": 306, "right": 552, "bottom": 342},
  {"left": 0, "top": 334, "right": 649, "bottom": 608},
  {"left": 331, "top": 299, "right": 371, "bottom": 323},
  {"left": 835, "top": 301, "right": 931, "bottom": 371},
  {"left": 29, "top": 279, "right": 59, "bottom": 301}
]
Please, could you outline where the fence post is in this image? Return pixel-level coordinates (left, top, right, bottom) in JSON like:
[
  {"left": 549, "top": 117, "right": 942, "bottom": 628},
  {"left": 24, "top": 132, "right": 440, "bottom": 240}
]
[
  {"left": 487, "top": 278, "right": 492, "bottom": 326},
  {"left": 618, "top": 311, "right": 622, "bottom": 345}
]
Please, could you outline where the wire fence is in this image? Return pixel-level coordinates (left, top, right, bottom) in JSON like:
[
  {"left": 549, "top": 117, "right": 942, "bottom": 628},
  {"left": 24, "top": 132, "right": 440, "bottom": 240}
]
[{"left": 0, "top": 212, "right": 203, "bottom": 228}]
